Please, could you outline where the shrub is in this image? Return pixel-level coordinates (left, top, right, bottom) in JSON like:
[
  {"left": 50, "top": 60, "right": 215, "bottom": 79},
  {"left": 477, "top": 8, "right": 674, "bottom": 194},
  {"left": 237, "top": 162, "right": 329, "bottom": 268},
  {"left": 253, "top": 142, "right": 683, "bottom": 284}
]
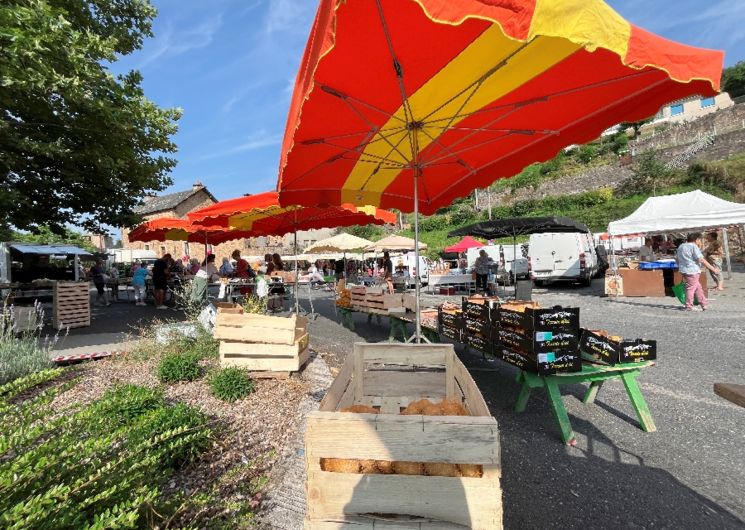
[
  {"left": 89, "top": 384, "right": 164, "bottom": 429},
  {"left": 576, "top": 144, "right": 597, "bottom": 164},
  {"left": 0, "top": 374, "right": 212, "bottom": 529},
  {"left": 210, "top": 367, "right": 256, "bottom": 402},
  {"left": 0, "top": 303, "right": 54, "bottom": 384},
  {"left": 157, "top": 352, "right": 202, "bottom": 383}
]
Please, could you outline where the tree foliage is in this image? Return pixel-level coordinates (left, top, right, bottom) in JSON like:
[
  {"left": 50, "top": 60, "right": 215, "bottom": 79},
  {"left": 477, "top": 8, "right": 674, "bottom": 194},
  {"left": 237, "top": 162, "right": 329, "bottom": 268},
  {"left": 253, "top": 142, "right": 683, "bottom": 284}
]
[
  {"left": 721, "top": 60, "right": 745, "bottom": 99},
  {"left": 0, "top": 0, "right": 181, "bottom": 235},
  {"left": 7, "top": 225, "right": 96, "bottom": 252}
]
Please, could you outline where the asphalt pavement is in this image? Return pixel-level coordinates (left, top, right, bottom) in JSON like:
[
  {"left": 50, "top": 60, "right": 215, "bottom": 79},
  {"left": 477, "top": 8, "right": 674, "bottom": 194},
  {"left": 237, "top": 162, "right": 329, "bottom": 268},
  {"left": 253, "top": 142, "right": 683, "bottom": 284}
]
[{"left": 300, "top": 272, "right": 745, "bottom": 529}]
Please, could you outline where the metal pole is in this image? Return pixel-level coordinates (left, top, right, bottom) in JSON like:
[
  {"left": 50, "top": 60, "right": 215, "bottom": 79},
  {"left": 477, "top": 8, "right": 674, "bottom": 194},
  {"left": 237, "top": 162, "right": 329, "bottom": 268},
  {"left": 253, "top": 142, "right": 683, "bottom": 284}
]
[
  {"left": 413, "top": 172, "right": 422, "bottom": 343},
  {"left": 722, "top": 227, "right": 732, "bottom": 281},
  {"left": 487, "top": 190, "right": 492, "bottom": 221},
  {"left": 74, "top": 254, "right": 80, "bottom": 281},
  {"left": 294, "top": 230, "right": 299, "bottom": 313}
]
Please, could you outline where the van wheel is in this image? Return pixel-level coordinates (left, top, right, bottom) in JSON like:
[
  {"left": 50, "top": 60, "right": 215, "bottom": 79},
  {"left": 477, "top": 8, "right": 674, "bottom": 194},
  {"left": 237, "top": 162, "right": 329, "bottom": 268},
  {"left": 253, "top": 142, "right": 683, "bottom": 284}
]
[
  {"left": 534, "top": 280, "right": 544, "bottom": 287},
  {"left": 580, "top": 276, "right": 592, "bottom": 287}
]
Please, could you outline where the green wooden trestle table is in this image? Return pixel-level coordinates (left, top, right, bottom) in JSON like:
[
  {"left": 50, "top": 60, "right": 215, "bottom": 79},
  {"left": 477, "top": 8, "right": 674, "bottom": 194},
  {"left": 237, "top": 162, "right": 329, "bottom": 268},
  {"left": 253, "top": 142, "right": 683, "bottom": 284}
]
[{"left": 515, "top": 360, "right": 656, "bottom": 445}]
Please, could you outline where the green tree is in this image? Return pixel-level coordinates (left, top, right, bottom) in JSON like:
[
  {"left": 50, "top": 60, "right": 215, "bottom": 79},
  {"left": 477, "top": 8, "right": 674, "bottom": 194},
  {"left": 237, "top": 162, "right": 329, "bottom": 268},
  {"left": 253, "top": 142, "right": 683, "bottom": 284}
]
[
  {"left": 0, "top": 0, "right": 180, "bottom": 235},
  {"left": 721, "top": 60, "right": 745, "bottom": 99},
  {"left": 620, "top": 118, "right": 653, "bottom": 138},
  {"left": 10, "top": 225, "right": 96, "bottom": 252}
]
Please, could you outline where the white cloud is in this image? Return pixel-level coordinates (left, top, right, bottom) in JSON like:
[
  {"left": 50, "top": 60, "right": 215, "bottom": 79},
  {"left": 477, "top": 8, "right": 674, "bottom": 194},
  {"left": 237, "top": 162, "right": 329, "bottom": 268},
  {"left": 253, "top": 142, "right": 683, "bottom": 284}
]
[
  {"left": 265, "top": 0, "right": 316, "bottom": 35},
  {"left": 199, "top": 132, "right": 282, "bottom": 160},
  {"left": 137, "top": 14, "right": 224, "bottom": 69}
]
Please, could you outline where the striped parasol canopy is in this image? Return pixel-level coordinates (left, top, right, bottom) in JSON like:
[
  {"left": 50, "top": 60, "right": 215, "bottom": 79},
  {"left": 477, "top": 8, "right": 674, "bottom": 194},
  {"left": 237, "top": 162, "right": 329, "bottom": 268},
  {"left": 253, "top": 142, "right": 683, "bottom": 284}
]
[
  {"left": 276, "top": 0, "right": 723, "bottom": 215},
  {"left": 188, "top": 191, "right": 396, "bottom": 235},
  {"left": 127, "top": 217, "right": 256, "bottom": 246}
]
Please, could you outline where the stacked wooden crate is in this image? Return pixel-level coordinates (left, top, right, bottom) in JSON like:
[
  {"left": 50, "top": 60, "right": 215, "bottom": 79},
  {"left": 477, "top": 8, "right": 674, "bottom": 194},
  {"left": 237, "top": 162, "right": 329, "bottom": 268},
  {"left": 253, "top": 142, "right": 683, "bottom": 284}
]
[
  {"left": 349, "top": 286, "right": 405, "bottom": 314},
  {"left": 305, "top": 343, "right": 502, "bottom": 529},
  {"left": 214, "top": 312, "right": 309, "bottom": 377},
  {"left": 53, "top": 281, "right": 91, "bottom": 330}
]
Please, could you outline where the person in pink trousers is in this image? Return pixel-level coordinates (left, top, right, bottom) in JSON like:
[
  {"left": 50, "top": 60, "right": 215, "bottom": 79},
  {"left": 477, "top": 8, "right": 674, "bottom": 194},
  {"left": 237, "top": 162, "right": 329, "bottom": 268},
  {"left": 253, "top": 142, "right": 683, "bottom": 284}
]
[{"left": 675, "top": 232, "right": 720, "bottom": 311}]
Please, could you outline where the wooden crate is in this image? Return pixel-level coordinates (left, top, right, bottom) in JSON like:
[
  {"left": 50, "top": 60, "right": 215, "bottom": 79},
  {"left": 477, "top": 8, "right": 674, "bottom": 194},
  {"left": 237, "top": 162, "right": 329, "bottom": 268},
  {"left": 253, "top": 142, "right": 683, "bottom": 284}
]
[
  {"left": 53, "top": 281, "right": 90, "bottom": 330},
  {"left": 306, "top": 343, "right": 502, "bottom": 529},
  {"left": 214, "top": 313, "right": 307, "bottom": 344},
  {"left": 215, "top": 302, "right": 244, "bottom": 314},
  {"left": 215, "top": 313, "right": 309, "bottom": 375}
]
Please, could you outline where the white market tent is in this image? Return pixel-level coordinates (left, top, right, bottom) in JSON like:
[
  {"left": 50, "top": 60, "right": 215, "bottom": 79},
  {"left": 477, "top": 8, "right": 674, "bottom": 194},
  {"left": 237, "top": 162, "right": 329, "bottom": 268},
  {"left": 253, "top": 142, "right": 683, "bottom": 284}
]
[
  {"left": 608, "top": 190, "right": 745, "bottom": 277},
  {"left": 608, "top": 190, "right": 745, "bottom": 236},
  {"left": 304, "top": 233, "right": 372, "bottom": 253}
]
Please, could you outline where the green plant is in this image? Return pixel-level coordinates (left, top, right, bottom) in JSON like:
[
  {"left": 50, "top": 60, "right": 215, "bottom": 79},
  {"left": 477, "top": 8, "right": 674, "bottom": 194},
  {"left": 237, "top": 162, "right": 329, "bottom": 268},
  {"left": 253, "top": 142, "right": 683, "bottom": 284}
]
[
  {"left": 157, "top": 352, "right": 202, "bottom": 383},
  {"left": 242, "top": 295, "right": 268, "bottom": 315},
  {"left": 0, "top": 302, "right": 55, "bottom": 384},
  {"left": 0, "top": 375, "right": 212, "bottom": 529},
  {"left": 210, "top": 367, "right": 256, "bottom": 403},
  {"left": 88, "top": 384, "right": 165, "bottom": 428},
  {"left": 576, "top": 144, "right": 598, "bottom": 164}
]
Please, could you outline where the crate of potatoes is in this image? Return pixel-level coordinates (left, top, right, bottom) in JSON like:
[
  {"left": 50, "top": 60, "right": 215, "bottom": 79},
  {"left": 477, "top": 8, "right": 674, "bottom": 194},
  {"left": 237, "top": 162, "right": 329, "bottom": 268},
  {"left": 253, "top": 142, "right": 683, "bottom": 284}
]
[{"left": 305, "top": 343, "right": 502, "bottom": 529}]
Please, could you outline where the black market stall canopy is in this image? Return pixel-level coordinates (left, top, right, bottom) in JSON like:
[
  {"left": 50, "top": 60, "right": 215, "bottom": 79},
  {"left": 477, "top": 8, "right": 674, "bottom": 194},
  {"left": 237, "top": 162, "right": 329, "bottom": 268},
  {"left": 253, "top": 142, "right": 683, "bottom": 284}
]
[{"left": 449, "top": 217, "right": 590, "bottom": 239}]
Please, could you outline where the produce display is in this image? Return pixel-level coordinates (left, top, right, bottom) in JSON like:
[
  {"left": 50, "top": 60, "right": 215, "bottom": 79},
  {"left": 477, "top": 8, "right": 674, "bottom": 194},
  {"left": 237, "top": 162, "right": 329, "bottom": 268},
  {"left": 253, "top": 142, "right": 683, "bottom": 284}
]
[
  {"left": 319, "top": 399, "right": 483, "bottom": 478},
  {"left": 580, "top": 329, "right": 657, "bottom": 365},
  {"left": 336, "top": 288, "right": 352, "bottom": 308},
  {"left": 437, "top": 301, "right": 463, "bottom": 341}
]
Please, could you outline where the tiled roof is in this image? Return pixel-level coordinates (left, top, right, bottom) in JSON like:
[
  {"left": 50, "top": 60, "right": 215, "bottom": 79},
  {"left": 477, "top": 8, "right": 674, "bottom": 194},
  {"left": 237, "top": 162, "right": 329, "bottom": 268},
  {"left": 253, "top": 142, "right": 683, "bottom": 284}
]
[{"left": 135, "top": 187, "right": 216, "bottom": 216}]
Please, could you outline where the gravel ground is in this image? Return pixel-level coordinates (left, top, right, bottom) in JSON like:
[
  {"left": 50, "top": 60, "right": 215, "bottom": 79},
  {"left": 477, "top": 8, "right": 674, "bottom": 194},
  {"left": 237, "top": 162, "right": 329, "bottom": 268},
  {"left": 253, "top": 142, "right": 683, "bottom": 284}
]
[{"left": 296, "top": 270, "right": 745, "bottom": 530}]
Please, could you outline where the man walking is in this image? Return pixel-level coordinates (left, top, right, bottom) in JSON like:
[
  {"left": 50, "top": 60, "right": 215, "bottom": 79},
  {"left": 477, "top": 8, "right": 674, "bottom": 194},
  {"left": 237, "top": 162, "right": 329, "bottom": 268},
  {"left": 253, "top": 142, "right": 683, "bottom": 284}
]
[
  {"left": 153, "top": 253, "right": 172, "bottom": 310},
  {"left": 676, "top": 233, "right": 719, "bottom": 311}
]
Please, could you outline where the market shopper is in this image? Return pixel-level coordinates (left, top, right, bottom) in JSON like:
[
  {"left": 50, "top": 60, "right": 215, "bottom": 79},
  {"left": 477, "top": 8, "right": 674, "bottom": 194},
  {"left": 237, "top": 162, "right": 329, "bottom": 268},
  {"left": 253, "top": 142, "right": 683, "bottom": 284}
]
[
  {"left": 153, "top": 254, "right": 172, "bottom": 310},
  {"left": 204, "top": 254, "right": 220, "bottom": 281},
  {"left": 704, "top": 232, "right": 725, "bottom": 291},
  {"left": 131, "top": 263, "right": 150, "bottom": 306},
  {"left": 473, "top": 249, "right": 492, "bottom": 293},
  {"left": 383, "top": 251, "right": 394, "bottom": 294},
  {"left": 219, "top": 256, "right": 234, "bottom": 276},
  {"left": 676, "top": 233, "right": 720, "bottom": 311},
  {"left": 89, "top": 259, "right": 111, "bottom": 307},
  {"left": 233, "top": 249, "right": 255, "bottom": 279}
]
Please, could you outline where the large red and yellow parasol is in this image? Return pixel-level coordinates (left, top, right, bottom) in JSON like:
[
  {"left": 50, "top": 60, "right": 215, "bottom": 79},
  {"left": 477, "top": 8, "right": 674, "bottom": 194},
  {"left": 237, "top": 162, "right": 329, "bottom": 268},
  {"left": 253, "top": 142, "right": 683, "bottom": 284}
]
[
  {"left": 188, "top": 191, "right": 396, "bottom": 234},
  {"left": 275, "top": 0, "right": 723, "bottom": 341},
  {"left": 276, "top": 0, "right": 723, "bottom": 214}
]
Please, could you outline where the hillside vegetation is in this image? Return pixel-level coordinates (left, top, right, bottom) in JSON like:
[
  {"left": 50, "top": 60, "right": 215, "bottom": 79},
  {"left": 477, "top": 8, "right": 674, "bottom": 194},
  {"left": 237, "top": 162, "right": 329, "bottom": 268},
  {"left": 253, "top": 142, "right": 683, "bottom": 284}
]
[{"left": 348, "top": 129, "right": 745, "bottom": 258}]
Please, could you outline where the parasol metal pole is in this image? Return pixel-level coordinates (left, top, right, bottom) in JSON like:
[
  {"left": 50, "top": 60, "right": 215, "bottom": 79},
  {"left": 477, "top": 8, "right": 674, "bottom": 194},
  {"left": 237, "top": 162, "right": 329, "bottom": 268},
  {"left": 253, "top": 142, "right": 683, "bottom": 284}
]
[
  {"left": 412, "top": 171, "right": 423, "bottom": 343},
  {"left": 513, "top": 233, "right": 518, "bottom": 300},
  {"left": 294, "top": 230, "right": 300, "bottom": 314},
  {"left": 722, "top": 227, "right": 732, "bottom": 281}
]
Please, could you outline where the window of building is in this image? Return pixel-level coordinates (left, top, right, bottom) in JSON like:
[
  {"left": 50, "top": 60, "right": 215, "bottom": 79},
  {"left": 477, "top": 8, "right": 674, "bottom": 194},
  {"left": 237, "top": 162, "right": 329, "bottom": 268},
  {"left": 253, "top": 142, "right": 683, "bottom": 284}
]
[
  {"left": 160, "top": 246, "right": 166, "bottom": 256},
  {"left": 184, "top": 242, "right": 190, "bottom": 257},
  {"left": 144, "top": 244, "right": 150, "bottom": 251},
  {"left": 670, "top": 104, "right": 684, "bottom": 116},
  {"left": 700, "top": 97, "right": 715, "bottom": 108}
]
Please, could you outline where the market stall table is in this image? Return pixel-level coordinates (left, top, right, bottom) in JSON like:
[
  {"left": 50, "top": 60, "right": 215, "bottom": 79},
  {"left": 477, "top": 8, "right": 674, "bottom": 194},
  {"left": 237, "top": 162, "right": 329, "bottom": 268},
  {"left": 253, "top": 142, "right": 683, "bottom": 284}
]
[
  {"left": 428, "top": 273, "right": 475, "bottom": 293},
  {"left": 514, "top": 361, "right": 656, "bottom": 445}
]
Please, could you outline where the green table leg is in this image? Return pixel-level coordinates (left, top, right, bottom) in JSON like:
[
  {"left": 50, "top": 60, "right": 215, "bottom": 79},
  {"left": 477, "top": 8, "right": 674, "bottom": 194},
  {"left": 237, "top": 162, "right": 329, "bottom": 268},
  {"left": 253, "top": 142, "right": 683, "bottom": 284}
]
[
  {"left": 339, "top": 309, "right": 355, "bottom": 331},
  {"left": 515, "top": 372, "right": 532, "bottom": 413},
  {"left": 422, "top": 328, "right": 439, "bottom": 343},
  {"left": 367, "top": 313, "right": 373, "bottom": 324},
  {"left": 543, "top": 377, "right": 576, "bottom": 445},
  {"left": 388, "top": 317, "right": 408, "bottom": 343},
  {"left": 582, "top": 381, "right": 605, "bottom": 404},
  {"left": 620, "top": 372, "right": 657, "bottom": 433}
]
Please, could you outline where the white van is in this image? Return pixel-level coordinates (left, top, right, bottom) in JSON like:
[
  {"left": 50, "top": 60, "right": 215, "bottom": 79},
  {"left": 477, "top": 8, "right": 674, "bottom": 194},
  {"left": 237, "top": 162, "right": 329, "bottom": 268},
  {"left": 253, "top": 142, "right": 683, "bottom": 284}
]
[
  {"left": 528, "top": 232, "right": 598, "bottom": 286},
  {"left": 466, "top": 245, "right": 529, "bottom": 285}
]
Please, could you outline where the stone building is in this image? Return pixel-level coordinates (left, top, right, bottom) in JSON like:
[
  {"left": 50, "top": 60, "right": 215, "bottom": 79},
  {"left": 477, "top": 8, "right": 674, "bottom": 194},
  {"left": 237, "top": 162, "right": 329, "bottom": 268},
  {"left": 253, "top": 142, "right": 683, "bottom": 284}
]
[{"left": 652, "top": 93, "right": 734, "bottom": 125}]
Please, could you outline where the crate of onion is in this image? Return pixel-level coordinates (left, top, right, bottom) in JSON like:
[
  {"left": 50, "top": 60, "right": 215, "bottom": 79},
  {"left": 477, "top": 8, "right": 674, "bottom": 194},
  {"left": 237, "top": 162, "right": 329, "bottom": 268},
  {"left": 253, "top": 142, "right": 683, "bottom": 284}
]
[{"left": 305, "top": 343, "right": 502, "bottom": 529}]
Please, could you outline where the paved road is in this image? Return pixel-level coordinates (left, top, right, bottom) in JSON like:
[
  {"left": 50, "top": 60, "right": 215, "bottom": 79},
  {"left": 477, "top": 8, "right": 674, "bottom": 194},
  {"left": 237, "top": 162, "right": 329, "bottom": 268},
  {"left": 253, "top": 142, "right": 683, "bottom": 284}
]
[{"left": 300, "top": 274, "right": 745, "bottom": 529}]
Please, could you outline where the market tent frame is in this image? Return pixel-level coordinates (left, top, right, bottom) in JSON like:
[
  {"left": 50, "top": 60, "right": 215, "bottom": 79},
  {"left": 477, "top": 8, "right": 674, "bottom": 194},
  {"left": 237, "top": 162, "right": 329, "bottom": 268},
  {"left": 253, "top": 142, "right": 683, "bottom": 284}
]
[
  {"left": 365, "top": 235, "right": 428, "bottom": 253},
  {"left": 608, "top": 189, "right": 745, "bottom": 277}
]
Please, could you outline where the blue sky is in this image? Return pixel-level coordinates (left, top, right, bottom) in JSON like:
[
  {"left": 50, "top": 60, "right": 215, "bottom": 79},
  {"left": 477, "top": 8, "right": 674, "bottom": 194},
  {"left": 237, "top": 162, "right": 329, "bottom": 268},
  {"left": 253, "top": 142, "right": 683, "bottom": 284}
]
[{"left": 112, "top": 0, "right": 745, "bottom": 203}]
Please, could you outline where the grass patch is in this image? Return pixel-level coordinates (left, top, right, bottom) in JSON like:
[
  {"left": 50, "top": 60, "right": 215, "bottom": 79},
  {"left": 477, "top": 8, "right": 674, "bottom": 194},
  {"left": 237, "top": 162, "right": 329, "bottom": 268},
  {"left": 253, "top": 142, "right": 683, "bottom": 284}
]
[
  {"left": 157, "top": 351, "right": 202, "bottom": 383},
  {"left": 210, "top": 367, "right": 256, "bottom": 403}
]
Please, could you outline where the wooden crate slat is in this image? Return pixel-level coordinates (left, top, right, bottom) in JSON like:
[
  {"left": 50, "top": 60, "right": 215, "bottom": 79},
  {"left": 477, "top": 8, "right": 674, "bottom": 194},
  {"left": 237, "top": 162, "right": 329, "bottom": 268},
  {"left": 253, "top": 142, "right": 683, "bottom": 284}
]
[
  {"left": 361, "top": 344, "right": 450, "bottom": 365},
  {"left": 53, "top": 281, "right": 90, "bottom": 331},
  {"left": 306, "top": 466, "right": 502, "bottom": 529},
  {"left": 221, "top": 347, "right": 310, "bottom": 372},
  {"left": 362, "top": 371, "right": 446, "bottom": 398},
  {"left": 320, "top": 355, "right": 356, "bottom": 411},
  {"left": 449, "top": 358, "right": 491, "bottom": 417},
  {"left": 306, "top": 413, "right": 499, "bottom": 464},
  {"left": 219, "top": 332, "right": 309, "bottom": 357}
]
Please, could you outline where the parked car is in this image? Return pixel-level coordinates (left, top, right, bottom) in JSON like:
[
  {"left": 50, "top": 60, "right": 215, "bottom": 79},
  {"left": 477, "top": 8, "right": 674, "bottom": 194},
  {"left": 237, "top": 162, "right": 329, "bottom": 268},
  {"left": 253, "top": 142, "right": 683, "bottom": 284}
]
[{"left": 528, "top": 231, "right": 598, "bottom": 286}]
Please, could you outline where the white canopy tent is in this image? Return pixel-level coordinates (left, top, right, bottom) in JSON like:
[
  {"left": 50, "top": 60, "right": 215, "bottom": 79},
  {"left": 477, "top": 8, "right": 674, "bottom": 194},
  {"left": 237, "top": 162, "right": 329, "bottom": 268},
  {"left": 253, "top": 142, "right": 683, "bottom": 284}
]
[{"left": 608, "top": 190, "right": 745, "bottom": 278}]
